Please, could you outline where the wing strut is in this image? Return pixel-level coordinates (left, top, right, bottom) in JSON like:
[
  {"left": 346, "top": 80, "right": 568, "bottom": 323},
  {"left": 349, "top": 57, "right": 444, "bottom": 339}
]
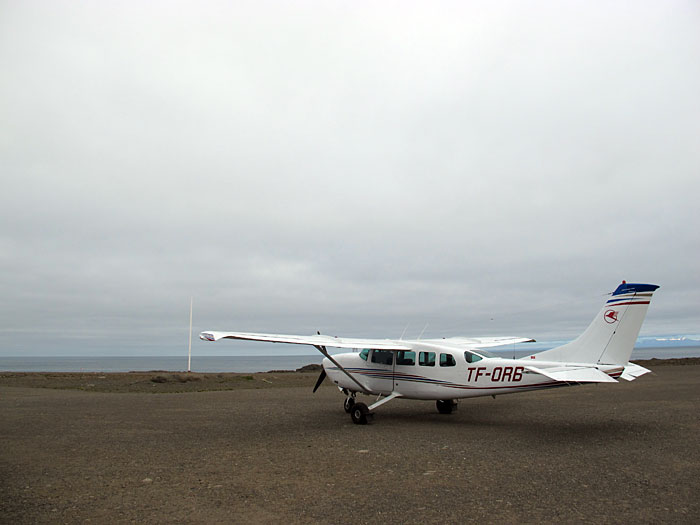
[
  {"left": 368, "top": 391, "right": 402, "bottom": 411},
  {"left": 314, "top": 345, "right": 370, "bottom": 394}
]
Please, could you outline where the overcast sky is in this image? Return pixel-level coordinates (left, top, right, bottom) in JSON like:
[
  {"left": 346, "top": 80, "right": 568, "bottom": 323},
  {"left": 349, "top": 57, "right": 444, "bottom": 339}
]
[{"left": 1, "top": 1, "right": 699, "bottom": 356}]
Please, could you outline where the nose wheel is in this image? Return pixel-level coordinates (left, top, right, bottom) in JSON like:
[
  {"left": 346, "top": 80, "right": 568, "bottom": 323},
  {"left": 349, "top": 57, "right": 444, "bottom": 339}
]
[{"left": 343, "top": 396, "right": 356, "bottom": 413}]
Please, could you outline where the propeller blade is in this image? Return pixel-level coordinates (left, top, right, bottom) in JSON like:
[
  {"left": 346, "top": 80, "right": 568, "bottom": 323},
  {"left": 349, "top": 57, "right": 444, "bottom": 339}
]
[{"left": 312, "top": 369, "right": 327, "bottom": 393}]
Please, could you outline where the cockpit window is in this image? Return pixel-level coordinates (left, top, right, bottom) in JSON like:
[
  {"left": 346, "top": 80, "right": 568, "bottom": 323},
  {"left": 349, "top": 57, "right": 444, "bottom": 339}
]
[
  {"left": 396, "top": 350, "right": 416, "bottom": 366},
  {"left": 440, "top": 353, "right": 456, "bottom": 367},
  {"left": 464, "top": 351, "right": 483, "bottom": 364},
  {"left": 371, "top": 350, "right": 394, "bottom": 365},
  {"left": 359, "top": 349, "right": 369, "bottom": 361}
]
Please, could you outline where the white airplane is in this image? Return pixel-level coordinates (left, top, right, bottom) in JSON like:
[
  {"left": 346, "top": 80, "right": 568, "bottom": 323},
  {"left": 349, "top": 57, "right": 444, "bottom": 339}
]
[{"left": 200, "top": 281, "right": 659, "bottom": 424}]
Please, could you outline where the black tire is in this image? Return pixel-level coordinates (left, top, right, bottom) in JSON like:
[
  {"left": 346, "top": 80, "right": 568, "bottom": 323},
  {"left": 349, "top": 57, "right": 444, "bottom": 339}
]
[
  {"left": 344, "top": 397, "right": 356, "bottom": 413},
  {"left": 436, "top": 400, "right": 454, "bottom": 415},
  {"left": 351, "top": 402, "right": 369, "bottom": 425}
]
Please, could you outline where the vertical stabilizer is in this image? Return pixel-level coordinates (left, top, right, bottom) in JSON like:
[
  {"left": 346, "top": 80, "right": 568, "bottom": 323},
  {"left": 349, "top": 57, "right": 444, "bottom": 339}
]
[{"left": 528, "top": 282, "right": 659, "bottom": 365}]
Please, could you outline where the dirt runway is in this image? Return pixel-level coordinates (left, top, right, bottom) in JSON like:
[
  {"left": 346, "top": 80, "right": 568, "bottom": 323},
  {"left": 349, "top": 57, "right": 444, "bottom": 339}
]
[{"left": 1, "top": 363, "right": 699, "bottom": 524}]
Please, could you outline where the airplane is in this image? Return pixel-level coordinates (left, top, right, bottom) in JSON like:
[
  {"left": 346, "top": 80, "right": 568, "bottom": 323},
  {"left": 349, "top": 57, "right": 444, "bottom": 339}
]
[{"left": 200, "top": 281, "right": 659, "bottom": 424}]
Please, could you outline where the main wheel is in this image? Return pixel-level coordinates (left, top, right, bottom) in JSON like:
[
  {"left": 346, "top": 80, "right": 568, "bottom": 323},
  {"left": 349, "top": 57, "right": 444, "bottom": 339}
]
[
  {"left": 344, "top": 397, "right": 356, "bottom": 413},
  {"left": 350, "top": 402, "right": 369, "bottom": 425},
  {"left": 436, "top": 399, "right": 454, "bottom": 414}
]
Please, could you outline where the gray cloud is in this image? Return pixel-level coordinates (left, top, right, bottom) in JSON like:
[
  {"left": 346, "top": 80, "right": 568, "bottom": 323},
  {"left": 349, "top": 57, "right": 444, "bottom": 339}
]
[{"left": 1, "top": 1, "right": 699, "bottom": 355}]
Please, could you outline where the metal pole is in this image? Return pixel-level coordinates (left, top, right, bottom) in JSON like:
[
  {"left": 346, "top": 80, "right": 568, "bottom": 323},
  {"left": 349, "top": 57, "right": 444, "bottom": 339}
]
[{"left": 188, "top": 297, "right": 193, "bottom": 372}]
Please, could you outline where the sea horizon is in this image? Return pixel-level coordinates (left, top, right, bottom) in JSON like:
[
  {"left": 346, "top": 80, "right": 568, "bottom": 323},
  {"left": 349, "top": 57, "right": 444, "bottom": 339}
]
[{"left": 1, "top": 346, "right": 698, "bottom": 373}]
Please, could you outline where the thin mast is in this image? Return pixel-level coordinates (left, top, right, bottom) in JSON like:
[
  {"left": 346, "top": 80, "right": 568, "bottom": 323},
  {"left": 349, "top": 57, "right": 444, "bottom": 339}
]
[{"left": 188, "top": 297, "right": 193, "bottom": 372}]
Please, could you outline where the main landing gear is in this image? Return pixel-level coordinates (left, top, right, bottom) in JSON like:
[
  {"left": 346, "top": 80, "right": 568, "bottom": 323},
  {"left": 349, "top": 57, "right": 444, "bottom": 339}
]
[
  {"left": 343, "top": 394, "right": 371, "bottom": 424},
  {"left": 344, "top": 392, "right": 457, "bottom": 423},
  {"left": 350, "top": 402, "right": 371, "bottom": 425},
  {"left": 436, "top": 399, "right": 457, "bottom": 414},
  {"left": 344, "top": 393, "right": 372, "bottom": 424},
  {"left": 343, "top": 390, "right": 402, "bottom": 424}
]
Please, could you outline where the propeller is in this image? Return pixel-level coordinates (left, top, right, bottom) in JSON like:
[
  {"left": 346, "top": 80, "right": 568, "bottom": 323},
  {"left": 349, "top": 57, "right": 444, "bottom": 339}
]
[{"left": 312, "top": 368, "right": 327, "bottom": 393}]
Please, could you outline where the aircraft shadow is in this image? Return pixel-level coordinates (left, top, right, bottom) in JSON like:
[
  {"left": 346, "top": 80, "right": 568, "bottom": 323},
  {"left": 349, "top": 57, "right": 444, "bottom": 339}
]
[{"left": 356, "top": 402, "right": 656, "bottom": 442}]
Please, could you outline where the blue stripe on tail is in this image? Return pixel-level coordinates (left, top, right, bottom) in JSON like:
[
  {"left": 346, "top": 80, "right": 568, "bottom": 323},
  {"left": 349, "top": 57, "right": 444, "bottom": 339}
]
[{"left": 612, "top": 282, "right": 660, "bottom": 296}]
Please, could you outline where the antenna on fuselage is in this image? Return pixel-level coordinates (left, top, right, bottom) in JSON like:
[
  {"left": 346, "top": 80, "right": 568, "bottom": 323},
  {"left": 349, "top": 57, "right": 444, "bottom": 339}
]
[{"left": 417, "top": 323, "right": 429, "bottom": 340}]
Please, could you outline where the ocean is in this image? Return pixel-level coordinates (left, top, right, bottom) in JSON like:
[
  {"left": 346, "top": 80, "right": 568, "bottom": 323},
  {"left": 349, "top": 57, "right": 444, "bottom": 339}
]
[
  {"left": 0, "top": 346, "right": 698, "bottom": 373},
  {"left": 0, "top": 355, "right": 324, "bottom": 373}
]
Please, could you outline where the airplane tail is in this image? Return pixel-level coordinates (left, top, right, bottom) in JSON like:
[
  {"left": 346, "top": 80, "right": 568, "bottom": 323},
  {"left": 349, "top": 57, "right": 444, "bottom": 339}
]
[{"left": 528, "top": 281, "right": 660, "bottom": 366}]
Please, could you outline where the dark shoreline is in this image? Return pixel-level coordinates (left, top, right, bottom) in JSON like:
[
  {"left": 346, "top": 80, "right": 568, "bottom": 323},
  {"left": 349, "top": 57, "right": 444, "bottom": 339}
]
[
  {"left": 0, "top": 358, "right": 697, "bottom": 394},
  {"left": 636, "top": 356, "right": 700, "bottom": 366}
]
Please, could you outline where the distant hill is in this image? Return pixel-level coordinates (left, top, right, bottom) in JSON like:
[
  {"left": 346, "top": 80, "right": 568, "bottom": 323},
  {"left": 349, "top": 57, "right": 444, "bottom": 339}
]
[{"left": 634, "top": 336, "right": 700, "bottom": 349}]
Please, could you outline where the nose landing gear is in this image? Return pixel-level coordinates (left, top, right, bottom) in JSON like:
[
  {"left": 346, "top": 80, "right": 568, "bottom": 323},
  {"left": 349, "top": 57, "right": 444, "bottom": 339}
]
[{"left": 343, "top": 396, "right": 356, "bottom": 413}]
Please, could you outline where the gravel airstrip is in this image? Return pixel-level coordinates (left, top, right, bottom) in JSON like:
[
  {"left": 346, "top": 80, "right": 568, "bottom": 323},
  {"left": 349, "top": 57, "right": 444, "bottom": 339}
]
[{"left": 1, "top": 359, "right": 699, "bottom": 524}]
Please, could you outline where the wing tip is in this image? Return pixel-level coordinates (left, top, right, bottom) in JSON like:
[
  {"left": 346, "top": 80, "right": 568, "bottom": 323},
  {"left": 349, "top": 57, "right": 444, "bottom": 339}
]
[{"left": 199, "top": 332, "right": 216, "bottom": 342}]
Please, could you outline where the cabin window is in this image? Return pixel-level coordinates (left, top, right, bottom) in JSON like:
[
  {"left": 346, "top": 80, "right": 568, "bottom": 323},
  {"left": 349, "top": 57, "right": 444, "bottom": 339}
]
[
  {"left": 396, "top": 350, "right": 416, "bottom": 366},
  {"left": 419, "top": 351, "right": 435, "bottom": 367},
  {"left": 359, "top": 349, "right": 369, "bottom": 361},
  {"left": 371, "top": 350, "right": 394, "bottom": 365},
  {"left": 464, "top": 351, "right": 482, "bottom": 364},
  {"left": 440, "top": 353, "right": 456, "bottom": 367}
]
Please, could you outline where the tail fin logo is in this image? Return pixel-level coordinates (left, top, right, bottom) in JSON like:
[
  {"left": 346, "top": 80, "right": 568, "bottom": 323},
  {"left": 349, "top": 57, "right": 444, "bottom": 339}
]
[{"left": 604, "top": 309, "right": 619, "bottom": 324}]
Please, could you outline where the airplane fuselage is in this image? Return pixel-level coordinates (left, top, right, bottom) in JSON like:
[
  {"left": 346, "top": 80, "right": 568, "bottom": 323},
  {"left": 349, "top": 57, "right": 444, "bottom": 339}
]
[{"left": 324, "top": 343, "right": 623, "bottom": 400}]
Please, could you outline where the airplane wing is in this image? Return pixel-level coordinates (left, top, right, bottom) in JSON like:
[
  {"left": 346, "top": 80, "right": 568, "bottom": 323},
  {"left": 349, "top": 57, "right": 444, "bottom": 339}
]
[
  {"left": 524, "top": 365, "right": 618, "bottom": 383},
  {"left": 199, "top": 331, "right": 412, "bottom": 351},
  {"left": 435, "top": 336, "right": 536, "bottom": 348}
]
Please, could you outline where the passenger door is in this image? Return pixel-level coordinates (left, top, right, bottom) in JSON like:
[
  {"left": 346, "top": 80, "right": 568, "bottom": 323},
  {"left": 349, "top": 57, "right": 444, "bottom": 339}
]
[
  {"left": 363, "top": 349, "right": 394, "bottom": 394},
  {"left": 393, "top": 350, "right": 419, "bottom": 396}
]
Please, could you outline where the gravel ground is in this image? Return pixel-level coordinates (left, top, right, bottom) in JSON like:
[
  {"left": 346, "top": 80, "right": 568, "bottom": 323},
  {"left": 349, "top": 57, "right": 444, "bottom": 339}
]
[{"left": 1, "top": 363, "right": 699, "bottom": 524}]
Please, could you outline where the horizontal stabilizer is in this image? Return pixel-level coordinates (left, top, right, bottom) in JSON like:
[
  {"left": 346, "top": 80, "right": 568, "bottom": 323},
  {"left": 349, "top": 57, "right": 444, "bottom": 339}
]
[
  {"left": 525, "top": 365, "right": 618, "bottom": 383},
  {"left": 621, "top": 363, "right": 651, "bottom": 381}
]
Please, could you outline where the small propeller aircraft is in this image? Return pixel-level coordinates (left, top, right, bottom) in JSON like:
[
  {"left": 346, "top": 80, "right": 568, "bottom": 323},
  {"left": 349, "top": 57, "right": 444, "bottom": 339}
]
[{"left": 200, "top": 281, "right": 659, "bottom": 424}]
